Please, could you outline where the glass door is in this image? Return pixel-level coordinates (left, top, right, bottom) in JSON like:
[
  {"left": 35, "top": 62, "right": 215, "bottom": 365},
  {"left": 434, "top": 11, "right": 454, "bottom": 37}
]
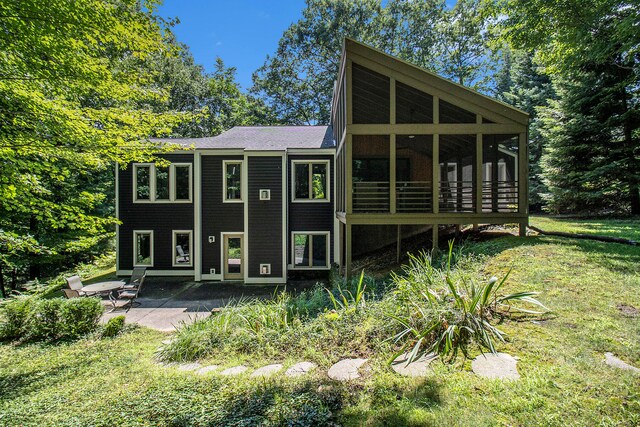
[{"left": 223, "top": 234, "right": 243, "bottom": 280}]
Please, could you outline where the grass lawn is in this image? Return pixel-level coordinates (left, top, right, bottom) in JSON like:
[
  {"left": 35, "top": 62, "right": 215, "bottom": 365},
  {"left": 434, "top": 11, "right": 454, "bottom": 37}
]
[{"left": 1, "top": 218, "right": 639, "bottom": 426}]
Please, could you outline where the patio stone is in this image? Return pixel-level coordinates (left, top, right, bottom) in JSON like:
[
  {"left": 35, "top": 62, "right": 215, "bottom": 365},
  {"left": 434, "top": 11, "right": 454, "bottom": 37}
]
[
  {"left": 220, "top": 365, "right": 248, "bottom": 376},
  {"left": 250, "top": 364, "right": 283, "bottom": 377},
  {"left": 285, "top": 362, "right": 317, "bottom": 377},
  {"left": 604, "top": 352, "right": 640, "bottom": 373},
  {"left": 391, "top": 352, "right": 436, "bottom": 377},
  {"left": 328, "top": 358, "right": 368, "bottom": 381},
  {"left": 177, "top": 363, "right": 202, "bottom": 371},
  {"left": 471, "top": 353, "right": 520, "bottom": 380},
  {"left": 195, "top": 365, "right": 219, "bottom": 375}
]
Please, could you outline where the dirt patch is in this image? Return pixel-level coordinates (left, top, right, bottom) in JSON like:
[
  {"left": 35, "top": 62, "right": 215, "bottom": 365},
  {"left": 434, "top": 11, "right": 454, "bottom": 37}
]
[{"left": 616, "top": 304, "right": 639, "bottom": 318}]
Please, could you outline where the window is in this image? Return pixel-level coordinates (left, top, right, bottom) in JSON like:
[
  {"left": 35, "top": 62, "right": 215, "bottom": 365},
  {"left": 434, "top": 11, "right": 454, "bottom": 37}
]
[
  {"left": 292, "top": 161, "right": 329, "bottom": 201},
  {"left": 292, "top": 232, "right": 329, "bottom": 269},
  {"left": 133, "top": 231, "right": 153, "bottom": 267},
  {"left": 133, "top": 163, "right": 192, "bottom": 203},
  {"left": 223, "top": 161, "right": 242, "bottom": 202},
  {"left": 172, "top": 230, "right": 192, "bottom": 267}
]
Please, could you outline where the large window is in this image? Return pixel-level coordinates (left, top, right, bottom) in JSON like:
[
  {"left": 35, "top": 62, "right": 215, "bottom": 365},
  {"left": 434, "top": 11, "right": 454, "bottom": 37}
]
[
  {"left": 133, "top": 163, "right": 192, "bottom": 203},
  {"left": 133, "top": 230, "right": 153, "bottom": 267},
  {"left": 172, "top": 230, "right": 192, "bottom": 267},
  {"left": 223, "top": 161, "right": 243, "bottom": 202},
  {"left": 292, "top": 161, "right": 329, "bottom": 201},
  {"left": 292, "top": 232, "right": 329, "bottom": 269}
]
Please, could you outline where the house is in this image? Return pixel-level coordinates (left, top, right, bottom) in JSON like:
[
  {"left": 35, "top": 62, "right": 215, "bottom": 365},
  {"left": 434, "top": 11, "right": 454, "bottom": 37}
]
[{"left": 116, "top": 38, "right": 529, "bottom": 283}]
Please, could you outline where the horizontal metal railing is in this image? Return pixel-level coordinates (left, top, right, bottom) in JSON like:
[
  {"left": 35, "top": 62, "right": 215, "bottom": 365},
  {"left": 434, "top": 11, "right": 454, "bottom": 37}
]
[
  {"left": 353, "top": 181, "right": 390, "bottom": 212},
  {"left": 482, "top": 181, "right": 518, "bottom": 212},
  {"left": 396, "top": 181, "right": 432, "bottom": 213},
  {"left": 439, "top": 180, "right": 475, "bottom": 212}
]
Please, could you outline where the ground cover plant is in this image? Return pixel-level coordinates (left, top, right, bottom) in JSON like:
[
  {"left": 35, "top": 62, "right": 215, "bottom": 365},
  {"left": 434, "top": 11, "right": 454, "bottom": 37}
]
[{"left": 0, "top": 217, "right": 638, "bottom": 426}]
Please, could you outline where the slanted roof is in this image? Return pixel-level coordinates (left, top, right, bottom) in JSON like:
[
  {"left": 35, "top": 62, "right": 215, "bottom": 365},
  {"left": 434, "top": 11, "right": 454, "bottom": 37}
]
[
  {"left": 338, "top": 38, "right": 529, "bottom": 125},
  {"left": 154, "top": 126, "right": 334, "bottom": 151}
]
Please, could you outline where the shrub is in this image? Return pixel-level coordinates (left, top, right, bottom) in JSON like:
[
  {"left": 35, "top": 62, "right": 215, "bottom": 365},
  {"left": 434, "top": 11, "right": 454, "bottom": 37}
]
[
  {"left": 0, "top": 296, "right": 33, "bottom": 340},
  {"left": 0, "top": 296, "right": 103, "bottom": 342},
  {"left": 388, "top": 242, "right": 549, "bottom": 363},
  {"left": 59, "top": 298, "right": 104, "bottom": 339},
  {"left": 102, "top": 315, "right": 126, "bottom": 338}
]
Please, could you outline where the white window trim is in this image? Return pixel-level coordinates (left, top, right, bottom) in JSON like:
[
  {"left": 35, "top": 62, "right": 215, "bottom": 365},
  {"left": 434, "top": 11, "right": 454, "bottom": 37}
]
[
  {"left": 133, "top": 230, "right": 154, "bottom": 267},
  {"left": 172, "top": 230, "right": 193, "bottom": 267},
  {"left": 133, "top": 162, "right": 192, "bottom": 203},
  {"left": 223, "top": 160, "right": 244, "bottom": 203},
  {"left": 291, "top": 160, "right": 331, "bottom": 203},
  {"left": 290, "top": 231, "right": 330, "bottom": 270}
]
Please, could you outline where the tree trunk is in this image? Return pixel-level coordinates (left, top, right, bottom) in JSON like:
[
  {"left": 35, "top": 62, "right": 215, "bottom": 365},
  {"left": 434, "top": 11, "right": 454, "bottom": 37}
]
[
  {"left": 0, "top": 264, "right": 5, "bottom": 298},
  {"left": 630, "top": 184, "right": 640, "bottom": 215}
]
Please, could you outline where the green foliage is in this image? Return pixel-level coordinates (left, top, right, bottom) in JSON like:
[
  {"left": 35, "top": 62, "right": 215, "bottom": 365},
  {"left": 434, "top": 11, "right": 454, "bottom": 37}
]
[
  {"left": 102, "top": 315, "right": 126, "bottom": 338},
  {"left": 388, "top": 242, "right": 548, "bottom": 362},
  {"left": 0, "top": 296, "right": 103, "bottom": 342},
  {"left": 326, "top": 270, "right": 367, "bottom": 313}
]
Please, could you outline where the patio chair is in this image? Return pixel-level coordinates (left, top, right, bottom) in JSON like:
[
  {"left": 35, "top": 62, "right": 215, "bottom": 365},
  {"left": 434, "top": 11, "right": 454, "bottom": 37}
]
[
  {"left": 115, "top": 279, "right": 144, "bottom": 312},
  {"left": 123, "top": 266, "right": 146, "bottom": 294},
  {"left": 65, "top": 275, "right": 95, "bottom": 296},
  {"left": 62, "top": 289, "right": 80, "bottom": 298},
  {"left": 176, "top": 245, "right": 190, "bottom": 263}
]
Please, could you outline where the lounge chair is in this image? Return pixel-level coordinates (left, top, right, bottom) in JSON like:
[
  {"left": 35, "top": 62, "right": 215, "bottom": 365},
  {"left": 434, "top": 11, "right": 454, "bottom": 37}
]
[
  {"left": 62, "top": 289, "right": 81, "bottom": 298},
  {"left": 115, "top": 279, "right": 144, "bottom": 312},
  {"left": 176, "top": 245, "right": 190, "bottom": 263},
  {"left": 65, "top": 275, "right": 95, "bottom": 296},
  {"left": 123, "top": 267, "right": 146, "bottom": 293}
]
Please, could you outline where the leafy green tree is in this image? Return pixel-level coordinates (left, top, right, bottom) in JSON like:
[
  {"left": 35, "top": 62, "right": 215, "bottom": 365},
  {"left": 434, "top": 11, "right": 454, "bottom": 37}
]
[
  {"left": 0, "top": 0, "right": 188, "bottom": 281},
  {"left": 502, "top": 0, "right": 640, "bottom": 213}
]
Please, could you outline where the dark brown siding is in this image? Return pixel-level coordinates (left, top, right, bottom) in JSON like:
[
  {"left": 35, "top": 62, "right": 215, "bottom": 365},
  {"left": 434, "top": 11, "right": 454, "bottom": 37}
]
[
  {"left": 287, "top": 154, "right": 335, "bottom": 267},
  {"left": 117, "top": 154, "right": 194, "bottom": 271},
  {"left": 201, "top": 155, "right": 244, "bottom": 275},
  {"left": 247, "top": 156, "right": 283, "bottom": 278}
]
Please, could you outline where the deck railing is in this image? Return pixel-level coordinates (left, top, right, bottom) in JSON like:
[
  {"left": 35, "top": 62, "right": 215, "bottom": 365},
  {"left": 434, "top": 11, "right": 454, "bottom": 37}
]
[
  {"left": 439, "top": 180, "right": 475, "bottom": 212},
  {"left": 396, "top": 181, "right": 432, "bottom": 212},
  {"left": 352, "top": 181, "right": 390, "bottom": 212},
  {"left": 482, "top": 181, "right": 518, "bottom": 212}
]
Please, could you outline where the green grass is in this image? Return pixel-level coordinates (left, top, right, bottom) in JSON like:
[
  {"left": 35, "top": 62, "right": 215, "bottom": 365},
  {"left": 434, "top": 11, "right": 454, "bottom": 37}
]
[
  {"left": 1, "top": 218, "right": 639, "bottom": 426},
  {"left": 530, "top": 215, "right": 640, "bottom": 241}
]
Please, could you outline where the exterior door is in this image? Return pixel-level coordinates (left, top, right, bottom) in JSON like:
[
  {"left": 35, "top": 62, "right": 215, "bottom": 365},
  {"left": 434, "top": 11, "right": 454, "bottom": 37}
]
[{"left": 223, "top": 234, "right": 243, "bottom": 280}]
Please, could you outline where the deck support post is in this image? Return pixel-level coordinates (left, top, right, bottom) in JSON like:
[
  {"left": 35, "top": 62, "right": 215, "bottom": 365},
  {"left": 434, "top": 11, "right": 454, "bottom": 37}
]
[
  {"left": 396, "top": 224, "right": 401, "bottom": 263},
  {"left": 519, "top": 222, "right": 527, "bottom": 237},
  {"left": 432, "top": 224, "right": 439, "bottom": 253},
  {"left": 345, "top": 222, "right": 352, "bottom": 279}
]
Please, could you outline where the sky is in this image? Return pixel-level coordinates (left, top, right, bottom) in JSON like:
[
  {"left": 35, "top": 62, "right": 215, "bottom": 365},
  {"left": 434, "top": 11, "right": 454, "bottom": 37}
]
[{"left": 157, "top": 0, "right": 307, "bottom": 90}]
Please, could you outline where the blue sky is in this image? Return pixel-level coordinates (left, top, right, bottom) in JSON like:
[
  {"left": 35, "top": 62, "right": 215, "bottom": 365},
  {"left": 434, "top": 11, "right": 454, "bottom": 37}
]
[{"left": 157, "top": 0, "right": 306, "bottom": 90}]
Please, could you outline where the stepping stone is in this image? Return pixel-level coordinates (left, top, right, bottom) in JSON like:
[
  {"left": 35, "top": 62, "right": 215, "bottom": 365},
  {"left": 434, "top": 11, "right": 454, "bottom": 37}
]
[
  {"left": 471, "top": 353, "right": 520, "bottom": 380},
  {"left": 285, "top": 362, "right": 317, "bottom": 377},
  {"left": 220, "top": 365, "right": 248, "bottom": 376},
  {"left": 250, "top": 364, "right": 283, "bottom": 377},
  {"left": 328, "top": 358, "right": 368, "bottom": 381},
  {"left": 176, "top": 363, "right": 201, "bottom": 372},
  {"left": 195, "top": 365, "right": 219, "bottom": 375},
  {"left": 391, "top": 352, "right": 436, "bottom": 377},
  {"left": 161, "top": 339, "right": 173, "bottom": 345},
  {"left": 604, "top": 352, "right": 640, "bottom": 373}
]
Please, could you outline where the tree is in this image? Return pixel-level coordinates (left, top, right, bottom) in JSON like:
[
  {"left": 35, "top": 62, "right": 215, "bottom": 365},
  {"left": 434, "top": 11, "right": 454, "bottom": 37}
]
[
  {"left": 498, "top": 50, "right": 556, "bottom": 211},
  {"left": 501, "top": 0, "right": 640, "bottom": 213},
  {"left": 0, "top": 0, "right": 188, "bottom": 281}
]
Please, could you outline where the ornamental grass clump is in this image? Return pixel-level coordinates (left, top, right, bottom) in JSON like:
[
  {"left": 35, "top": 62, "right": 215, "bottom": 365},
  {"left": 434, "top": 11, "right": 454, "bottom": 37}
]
[{"left": 388, "top": 241, "right": 548, "bottom": 363}]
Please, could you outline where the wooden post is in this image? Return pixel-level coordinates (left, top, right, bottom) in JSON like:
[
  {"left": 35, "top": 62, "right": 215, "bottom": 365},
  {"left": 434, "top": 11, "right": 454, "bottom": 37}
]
[
  {"left": 518, "top": 131, "right": 528, "bottom": 237},
  {"left": 390, "top": 134, "right": 396, "bottom": 214},
  {"left": 433, "top": 134, "right": 439, "bottom": 214},
  {"left": 345, "top": 222, "right": 352, "bottom": 279},
  {"left": 346, "top": 134, "right": 353, "bottom": 214},
  {"left": 396, "top": 224, "right": 401, "bottom": 263},
  {"left": 475, "top": 115, "right": 483, "bottom": 215},
  {"left": 432, "top": 224, "right": 439, "bottom": 252}
]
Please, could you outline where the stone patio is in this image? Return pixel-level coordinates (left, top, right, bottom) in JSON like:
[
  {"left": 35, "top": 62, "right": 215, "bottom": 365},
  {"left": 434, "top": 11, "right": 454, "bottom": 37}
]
[{"left": 100, "top": 277, "right": 311, "bottom": 332}]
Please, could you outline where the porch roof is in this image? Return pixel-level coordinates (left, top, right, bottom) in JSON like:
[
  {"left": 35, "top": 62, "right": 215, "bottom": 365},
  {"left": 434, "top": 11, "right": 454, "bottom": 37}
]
[{"left": 154, "top": 125, "right": 335, "bottom": 151}]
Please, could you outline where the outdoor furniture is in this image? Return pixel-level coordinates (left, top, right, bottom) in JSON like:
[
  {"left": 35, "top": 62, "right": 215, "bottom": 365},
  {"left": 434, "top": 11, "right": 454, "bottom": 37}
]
[
  {"left": 80, "top": 280, "right": 126, "bottom": 312},
  {"left": 65, "top": 275, "right": 96, "bottom": 296},
  {"left": 176, "top": 245, "right": 190, "bottom": 263},
  {"left": 62, "top": 289, "right": 80, "bottom": 298},
  {"left": 115, "top": 279, "right": 144, "bottom": 312},
  {"left": 123, "top": 266, "right": 146, "bottom": 294}
]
